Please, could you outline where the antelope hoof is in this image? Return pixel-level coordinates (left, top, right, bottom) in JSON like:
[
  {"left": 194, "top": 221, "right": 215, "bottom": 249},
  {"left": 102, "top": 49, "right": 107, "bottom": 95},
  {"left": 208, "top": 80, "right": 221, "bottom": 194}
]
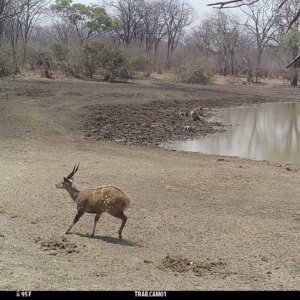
[
  {"left": 65, "top": 231, "right": 70, "bottom": 235},
  {"left": 118, "top": 235, "right": 122, "bottom": 239}
]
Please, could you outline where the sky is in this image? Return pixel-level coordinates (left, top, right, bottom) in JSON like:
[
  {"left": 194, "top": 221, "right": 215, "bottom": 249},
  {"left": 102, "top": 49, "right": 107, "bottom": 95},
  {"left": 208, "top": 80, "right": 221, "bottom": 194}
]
[{"left": 72, "top": 0, "right": 216, "bottom": 21}]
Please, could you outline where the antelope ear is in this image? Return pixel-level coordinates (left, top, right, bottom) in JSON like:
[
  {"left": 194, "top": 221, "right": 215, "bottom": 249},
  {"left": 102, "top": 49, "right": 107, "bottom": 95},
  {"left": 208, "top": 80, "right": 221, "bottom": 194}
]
[{"left": 63, "top": 177, "right": 68, "bottom": 182}]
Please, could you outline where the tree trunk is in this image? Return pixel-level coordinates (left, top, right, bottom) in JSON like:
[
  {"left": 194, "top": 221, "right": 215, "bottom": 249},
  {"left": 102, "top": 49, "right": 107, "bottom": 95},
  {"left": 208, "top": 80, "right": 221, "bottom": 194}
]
[
  {"left": 291, "top": 69, "right": 298, "bottom": 86},
  {"left": 230, "top": 50, "right": 234, "bottom": 76},
  {"left": 257, "top": 46, "right": 263, "bottom": 68},
  {"left": 223, "top": 47, "right": 228, "bottom": 77},
  {"left": 166, "top": 42, "right": 171, "bottom": 69},
  {"left": 291, "top": 47, "right": 299, "bottom": 86},
  {"left": 10, "top": 38, "right": 20, "bottom": 74},
  {"left": 22, "top": 41, "right": 27, "bottom": 68}
]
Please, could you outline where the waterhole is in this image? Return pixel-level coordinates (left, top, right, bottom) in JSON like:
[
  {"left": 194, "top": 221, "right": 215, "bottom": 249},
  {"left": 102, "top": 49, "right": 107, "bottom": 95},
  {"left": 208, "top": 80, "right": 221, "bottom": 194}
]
[{"left": 162, "top": 102, "right": 300, "bottom": 164}]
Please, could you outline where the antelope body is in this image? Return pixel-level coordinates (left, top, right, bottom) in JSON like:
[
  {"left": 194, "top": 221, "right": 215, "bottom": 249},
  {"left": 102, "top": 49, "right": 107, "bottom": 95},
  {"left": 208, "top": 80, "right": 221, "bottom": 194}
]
[{"left": 55, "top": 164, "right": 130, "bottom": 239}]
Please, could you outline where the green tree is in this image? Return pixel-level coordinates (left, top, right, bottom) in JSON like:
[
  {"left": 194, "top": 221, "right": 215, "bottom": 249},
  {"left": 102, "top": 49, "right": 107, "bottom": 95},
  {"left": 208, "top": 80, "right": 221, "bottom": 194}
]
[{"left": 51, "top": 0, "right": 116, "bottom": 44}]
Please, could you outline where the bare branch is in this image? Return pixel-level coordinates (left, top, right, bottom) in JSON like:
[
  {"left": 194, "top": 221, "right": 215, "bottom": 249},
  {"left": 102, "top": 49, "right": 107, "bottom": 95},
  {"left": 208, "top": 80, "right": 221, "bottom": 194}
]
[
  {"left": 286, "top": 53, "right": 300, "bottom": 68},
  {"left": 208, "top": 0, "right": 259, "bottom": 9},
  {"left": 279, "top": 0, "right": 290, "bottom": 9},
  {"left": 207, "top": 0, "right": 243, "bottom": 8},
  {"left": 286, "top": 8, "right": 300, "bottom": 32}
]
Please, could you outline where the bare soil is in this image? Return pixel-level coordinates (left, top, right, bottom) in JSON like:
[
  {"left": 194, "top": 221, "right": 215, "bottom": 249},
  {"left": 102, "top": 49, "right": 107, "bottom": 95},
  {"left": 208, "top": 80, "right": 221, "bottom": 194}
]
[{"left": 0, "top": 74, "right": 300, "bottom": 291}]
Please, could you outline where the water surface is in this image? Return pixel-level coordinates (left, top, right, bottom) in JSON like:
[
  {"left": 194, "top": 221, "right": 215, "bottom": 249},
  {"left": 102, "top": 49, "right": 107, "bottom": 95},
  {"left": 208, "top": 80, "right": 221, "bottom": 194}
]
[{"left": 162, "top": 102, "right": 300, "bottom": 164}]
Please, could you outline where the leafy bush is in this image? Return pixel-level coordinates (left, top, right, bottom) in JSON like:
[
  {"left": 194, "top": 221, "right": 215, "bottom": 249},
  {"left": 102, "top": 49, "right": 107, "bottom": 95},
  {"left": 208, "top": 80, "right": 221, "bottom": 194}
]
[
  {"left": 67, "top": 48, "right": 83, "bottom": 78},
  {"left": 177, "top": 63, "right": 210, "bottom": 84},
  {"left": 81, "top": 42, "right": 103, "bottom": 78},
  {"left": 82, "top": 41, "right": 133, "bottom": 81},
  {"left": 51, "top": 43, "right": 71, "bottom": 75},
  {"left": 127, "top": 53, "right": 151, "bottom": 77},
  {"left": 99, "top": 48, "right": 132, "bottom": 82}
]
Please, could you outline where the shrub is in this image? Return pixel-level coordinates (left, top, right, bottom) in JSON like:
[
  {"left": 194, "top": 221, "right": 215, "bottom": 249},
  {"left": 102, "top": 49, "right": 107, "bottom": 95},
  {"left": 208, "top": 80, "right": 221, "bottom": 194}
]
[
  {"left": 26, "top": 42, "right": 42, "bottom": 70},
  {"left": 82, "top": 41, "right": 133, "bottom": 82},
  {"left": 177, "top": 63, "right": 210, "bottom": 84},
  {"left": 99, "top": 48, "right": 132, "bottom": 82},
  {"left": 25, "top": 44, "right": 54, "bottom": 78},
  {"left": 127, "top": 53, "right": 151, "bottom": 77},
  {"left": 81, "top": 42, "right": 104, "bottom": 78},
  {"left": 51, "top": 43, "right": 71, "bottom": 75},
  {"left": 67, "top": 51, "right": 82, "bottom": 77},
  {"left": 0, "top": 48, "right": 14, "bottom": 76},
  {"left": 38, "top": 50, "right": 54, "bottom": 79}
]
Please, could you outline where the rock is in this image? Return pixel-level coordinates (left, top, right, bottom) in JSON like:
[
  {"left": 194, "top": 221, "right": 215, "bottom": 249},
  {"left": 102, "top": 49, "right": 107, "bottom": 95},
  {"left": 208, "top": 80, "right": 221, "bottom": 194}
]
[
  {"left": 261, "top": 256, "right": 268, "bottom": 262},
  {"left": 144, "top": 259, "right": 153, "bottom": 264}
]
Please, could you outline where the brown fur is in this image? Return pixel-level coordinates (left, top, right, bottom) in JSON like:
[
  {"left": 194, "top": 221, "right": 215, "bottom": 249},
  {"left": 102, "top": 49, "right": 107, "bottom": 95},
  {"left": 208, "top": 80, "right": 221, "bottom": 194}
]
[
  {"left": 56, "top": 169, "right": 131, "bottom": 239},
  {"left": 76, "top": 186, "right": 130, "bottom": 214}
]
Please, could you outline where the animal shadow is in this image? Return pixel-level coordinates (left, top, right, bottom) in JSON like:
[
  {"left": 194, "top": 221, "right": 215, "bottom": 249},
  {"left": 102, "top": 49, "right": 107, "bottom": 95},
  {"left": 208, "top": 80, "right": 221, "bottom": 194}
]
[{"left": 74, "top": 232, "right": 141, "bottom": 247}]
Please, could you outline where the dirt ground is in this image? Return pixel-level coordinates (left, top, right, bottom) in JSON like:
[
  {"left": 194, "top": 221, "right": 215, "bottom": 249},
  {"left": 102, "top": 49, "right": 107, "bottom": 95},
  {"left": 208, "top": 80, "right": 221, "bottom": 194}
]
[{"left": 0, "top": 74, "right": 300, "bottom": 291}]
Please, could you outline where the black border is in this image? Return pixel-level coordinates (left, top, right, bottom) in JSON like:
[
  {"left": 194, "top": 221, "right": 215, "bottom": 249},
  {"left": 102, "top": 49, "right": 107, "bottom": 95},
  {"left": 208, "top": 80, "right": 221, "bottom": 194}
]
[{"left": 2, "top": 291, "right": 300, "bottom": 299}]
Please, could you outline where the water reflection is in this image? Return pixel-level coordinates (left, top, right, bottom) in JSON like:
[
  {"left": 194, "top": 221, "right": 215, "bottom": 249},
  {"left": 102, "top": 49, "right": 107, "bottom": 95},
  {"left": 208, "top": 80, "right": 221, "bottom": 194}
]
[{"left": 163, "top": 102, "right": 300, "bottom": 164}]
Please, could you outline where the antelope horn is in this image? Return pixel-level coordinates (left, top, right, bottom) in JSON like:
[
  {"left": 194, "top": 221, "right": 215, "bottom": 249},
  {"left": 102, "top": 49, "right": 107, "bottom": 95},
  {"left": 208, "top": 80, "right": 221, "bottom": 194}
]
[{"left": 66, "top": 163, "right": 79, "bottom": 179}]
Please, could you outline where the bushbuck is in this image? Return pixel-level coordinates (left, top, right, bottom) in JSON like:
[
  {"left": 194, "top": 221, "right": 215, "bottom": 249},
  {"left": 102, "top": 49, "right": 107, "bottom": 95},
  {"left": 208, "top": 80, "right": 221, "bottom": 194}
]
[{"left": 55, "top": 164, "right": 130, "bottom": 239}]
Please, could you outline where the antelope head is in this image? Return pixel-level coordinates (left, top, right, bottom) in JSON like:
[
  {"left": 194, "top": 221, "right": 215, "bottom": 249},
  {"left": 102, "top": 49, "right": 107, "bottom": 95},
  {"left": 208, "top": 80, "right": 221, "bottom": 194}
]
[{"left": 55, "top": 163, "right": 79, "bottom": 190}]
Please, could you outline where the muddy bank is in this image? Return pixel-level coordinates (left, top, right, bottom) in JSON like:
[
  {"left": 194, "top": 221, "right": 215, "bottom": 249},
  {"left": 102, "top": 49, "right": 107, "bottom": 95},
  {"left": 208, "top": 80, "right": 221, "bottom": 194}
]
[
  {"left": 82, "top": 100, "right": 225, "bottom": 146},
  {"left": 81, "top": 81, "right": 300, "bottom": 147}
]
